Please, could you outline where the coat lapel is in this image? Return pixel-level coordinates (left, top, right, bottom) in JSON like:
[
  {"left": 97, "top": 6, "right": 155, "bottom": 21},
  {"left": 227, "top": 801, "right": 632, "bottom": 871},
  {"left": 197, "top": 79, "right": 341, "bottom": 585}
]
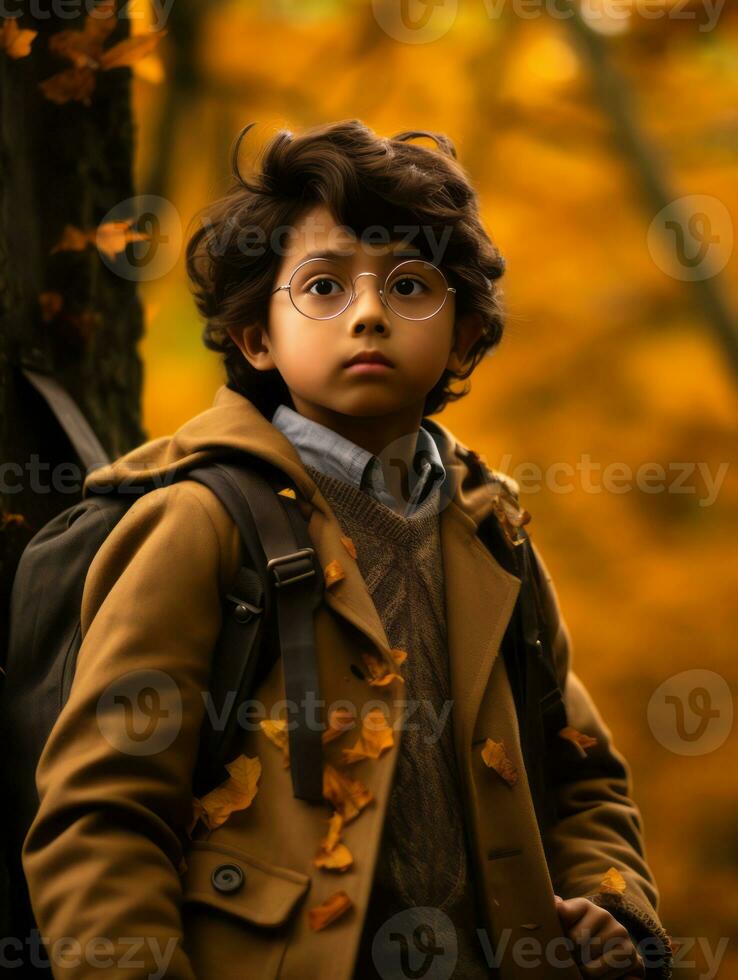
[{"left": 440, "top": 499, "right": 522, "bottom": 774}]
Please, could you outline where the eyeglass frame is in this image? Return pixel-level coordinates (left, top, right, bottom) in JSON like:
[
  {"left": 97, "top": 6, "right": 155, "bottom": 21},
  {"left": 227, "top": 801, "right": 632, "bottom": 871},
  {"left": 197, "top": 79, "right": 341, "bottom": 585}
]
[{"left": 270, "top": 256, "right": 457, "bottom": 322}]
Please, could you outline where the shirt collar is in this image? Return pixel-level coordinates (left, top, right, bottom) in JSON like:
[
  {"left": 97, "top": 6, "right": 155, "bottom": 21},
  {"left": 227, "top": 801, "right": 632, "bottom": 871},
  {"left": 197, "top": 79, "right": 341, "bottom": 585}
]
[{"left": 271, "top": 403, "right": 446, "bottom": 516}]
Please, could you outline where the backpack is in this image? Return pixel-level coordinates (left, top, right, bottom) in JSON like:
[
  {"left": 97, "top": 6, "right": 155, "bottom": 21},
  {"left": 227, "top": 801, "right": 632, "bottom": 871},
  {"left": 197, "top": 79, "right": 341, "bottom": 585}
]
[{"left": 0, "top": 455, "right": 326, "bottom": 964}]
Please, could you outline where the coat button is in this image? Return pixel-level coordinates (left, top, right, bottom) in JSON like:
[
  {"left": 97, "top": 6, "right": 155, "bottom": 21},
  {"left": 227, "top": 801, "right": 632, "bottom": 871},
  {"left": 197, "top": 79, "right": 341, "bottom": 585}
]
[{"left": 211, "top": 863, "right": 245, "bottom": 894}]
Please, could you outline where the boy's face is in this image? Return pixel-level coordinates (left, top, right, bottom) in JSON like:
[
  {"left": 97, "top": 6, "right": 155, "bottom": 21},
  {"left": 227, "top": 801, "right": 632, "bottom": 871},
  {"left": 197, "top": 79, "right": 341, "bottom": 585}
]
[{"left": 228, "top": 203, "right": 483, "bottom": 428}]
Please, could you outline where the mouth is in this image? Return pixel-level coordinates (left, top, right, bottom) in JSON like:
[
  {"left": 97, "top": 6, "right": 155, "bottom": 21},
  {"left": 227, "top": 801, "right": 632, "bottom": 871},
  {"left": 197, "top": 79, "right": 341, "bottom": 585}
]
[{"left": 343, "top": 350, "right": 395, "bottom": 370}]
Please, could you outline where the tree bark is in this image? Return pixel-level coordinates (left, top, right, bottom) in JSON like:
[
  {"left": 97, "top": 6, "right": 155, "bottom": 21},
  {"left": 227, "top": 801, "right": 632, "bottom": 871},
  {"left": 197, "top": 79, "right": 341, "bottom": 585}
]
[{"left": 1, "top": 3, "right": 145, "bottom": 946}]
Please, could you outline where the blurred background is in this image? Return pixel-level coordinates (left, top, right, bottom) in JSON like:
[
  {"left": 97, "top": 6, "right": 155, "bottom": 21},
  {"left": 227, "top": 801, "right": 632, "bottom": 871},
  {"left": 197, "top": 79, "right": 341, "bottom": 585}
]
[{"left": 3, "top": 0, "right": 738, "bottom": 973}]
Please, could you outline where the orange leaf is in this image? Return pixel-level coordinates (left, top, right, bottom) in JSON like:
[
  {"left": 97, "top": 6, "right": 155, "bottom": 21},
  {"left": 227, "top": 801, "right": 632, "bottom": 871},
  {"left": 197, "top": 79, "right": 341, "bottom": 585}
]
[
  {"left": 481, "top": 737, "right": 518, "bottom": 786},
  {"left": 50, "top": 224, "right": 92, "bottom": 254},
  {"left": 341, "top": 707, "right": 394, "bottom": 765},
  {"left": 323, "top": 764, "right": 373, "bottom": 823},
  {"left": 0, "top": 512, "right": 29, "bottom": 531},
  {"left": 323, "top": 706, "right": 357, "bottom": 744},
  {"left": 558, "top": 726, "right": 598, "bottom": 758},
  {"left": 313, "top": 813, "right": 353, "bottom": 872},
  {"left": 49, "top": 0, "right": 117, "bottom": 67},
  {"left": 598, "top": 866, "right": 627, "bottom": 895},
  {"left": 95, "top": 219, "right": 150, "bottom": 260},
  {"left": 99, "top": 30, "right": 167, "bottom": 71},
  {"left": 39, "top": 66, "right": 97, "bottom": 105},
  {"left": 390, "top": 648, "right": 408, "bottom": 665},
  {"left": 324, "top": 559, "right": 345, "bottom": 589},
  {"left": 194, "top": 754, "right": 261, "bottom": 831},
  {"left": 360, "top": 650, "right": 404, "bottom": 688},
  {"left": 278, "top": 487, "right": 297, "bottom": 499},
  {"left": 39, "top": 291, "right": 64, "bottom": 322},
  {"left": 0, "top": 19, "right": 37, "bottom": 59},
  {"left": 307, "top": 890, "right": 353, "bottom": 931},
  {"left": 340, "top": 535, "right": 357, "bottom": 559},
  {"left": 313, "top": 842, "right": 353, "bottom": 872}
]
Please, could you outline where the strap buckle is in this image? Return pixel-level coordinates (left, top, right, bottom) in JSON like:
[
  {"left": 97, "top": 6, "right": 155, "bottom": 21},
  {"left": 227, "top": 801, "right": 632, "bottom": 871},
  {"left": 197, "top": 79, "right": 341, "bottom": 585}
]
[{"left": 266, "top": 547, "right": 317, "bottom": 589}]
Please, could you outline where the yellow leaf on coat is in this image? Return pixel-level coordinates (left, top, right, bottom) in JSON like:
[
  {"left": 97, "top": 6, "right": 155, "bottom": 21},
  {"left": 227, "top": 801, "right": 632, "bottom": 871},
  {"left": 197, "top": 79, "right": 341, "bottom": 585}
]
[
  {"left": 558, "top": 725, "right": 598, "bottom": 758},
  {"left": 481, "top": 737, "right": 518, "bottom": 786},
  {"left": 308, "top": 890, "right": 353, "bottom": 931},
  {"left": 324, "top": 559, "right": 345, "bottom": 588},
  {"left": 195, "top": 754, "right": 261, "bottom": 830},
  {"left": 323, "top": 764, "right": 373, "bottom": 823},
  {"left": 390, "top": 648, "right": 408, "bottom": 665},
  {"left": 340, "top": 535, "right": 357, "bottom": 559},
  {"left": 360, "top": 650, "right": 404, "bottom": 688},
  {"left": 341, "top": 707, "right": 394, "bottom": 765},
  {"left": 599, "top": 866, "right": 627, "bottom": 895},
  {"left": 313, "top": 813, "right": 353, "bottom": 872},
  {"left": 278, "top": 487, "right": 297, "bottom": 499}
]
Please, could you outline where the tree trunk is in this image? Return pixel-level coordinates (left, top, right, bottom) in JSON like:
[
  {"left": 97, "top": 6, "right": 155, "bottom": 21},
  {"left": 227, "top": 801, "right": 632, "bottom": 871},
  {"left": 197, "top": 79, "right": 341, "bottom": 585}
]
[{"left": 0, "top": 3, "right": 145, "bottom": 948}]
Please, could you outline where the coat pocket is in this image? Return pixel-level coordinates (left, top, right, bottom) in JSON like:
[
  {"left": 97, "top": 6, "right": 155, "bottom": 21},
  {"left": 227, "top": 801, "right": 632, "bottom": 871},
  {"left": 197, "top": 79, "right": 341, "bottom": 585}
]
[{"left": 181, "top": 839, "right": 311, "bottom": 979}]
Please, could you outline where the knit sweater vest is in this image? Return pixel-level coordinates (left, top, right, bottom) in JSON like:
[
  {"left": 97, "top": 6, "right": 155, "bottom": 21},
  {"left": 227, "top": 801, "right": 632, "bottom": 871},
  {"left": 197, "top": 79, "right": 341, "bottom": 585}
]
[{"left": 305, "top": 465, "right": 493, "bottom": 980}]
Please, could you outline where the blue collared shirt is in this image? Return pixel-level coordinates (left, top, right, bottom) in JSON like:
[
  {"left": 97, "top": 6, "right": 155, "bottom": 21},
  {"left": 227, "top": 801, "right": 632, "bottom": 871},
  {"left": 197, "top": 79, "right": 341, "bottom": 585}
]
[{"left": 271, "top": 403, "right": 447, "bottom": 517}]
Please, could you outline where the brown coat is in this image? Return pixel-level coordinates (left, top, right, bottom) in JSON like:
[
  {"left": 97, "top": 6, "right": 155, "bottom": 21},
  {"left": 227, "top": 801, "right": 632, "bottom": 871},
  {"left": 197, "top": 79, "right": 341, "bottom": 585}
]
[{"left": 22, "top": 385, "right": 673, "bottom": 979}]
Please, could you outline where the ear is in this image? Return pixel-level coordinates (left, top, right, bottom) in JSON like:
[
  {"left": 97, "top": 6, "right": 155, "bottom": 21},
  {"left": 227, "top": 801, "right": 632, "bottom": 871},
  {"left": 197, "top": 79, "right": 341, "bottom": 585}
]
[
  {"left": 226, "top": 323, "right": 276, "bottom": 372},
  {"left": 446, "top": 312, "right": 484, "bottom": 373}
]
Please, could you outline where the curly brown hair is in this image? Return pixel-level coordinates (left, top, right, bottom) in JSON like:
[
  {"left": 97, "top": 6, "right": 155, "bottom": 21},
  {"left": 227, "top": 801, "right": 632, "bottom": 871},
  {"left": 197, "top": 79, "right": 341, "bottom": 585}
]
[{"left": 185, "top": 118, "right": 505, "bottom": 419}]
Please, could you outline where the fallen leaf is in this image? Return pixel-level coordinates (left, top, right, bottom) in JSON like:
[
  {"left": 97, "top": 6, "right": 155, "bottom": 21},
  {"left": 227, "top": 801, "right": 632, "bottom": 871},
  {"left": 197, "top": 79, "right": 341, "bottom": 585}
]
[
  {"left": 50, "top": 224, "right": 91, "bottom": 254},
  {"left": 99, "top": 30, "right": 167, "bottom": 71},
  {"left": 0, "top": 19, "right": 37, "bottom": 59},
  {"left": 48, "top": 0, "right": 117, "bottom": 67},
  {"left": 278, "top": 487, "right": 297, "bottom": 499},
  {"left": 598, "top": 866, "right": 627, "bottom": 895},
  {"left": 307, "top": 890, "right": 353, "bottom": 931},
  {"left": 313, "top": 813, "right": 353, "bottom": 872},
  {"left": 323, "top": 764, "right": 373, "bottom": 822},
  {"left": 323, "top": 706, "right": 357, "bottom": 743},
  {"left": 39, "top": 292, "right": 64, "bottom": 323},
  {"left": 324, "top": 559, "right": 345, "bottom": 588},
  {"left": 558, "top": 726, "right": 598, "bottom": 758},
  {"left": 390, "top": 648, "right": 408, "bottom": 665},
  {"left": 342, "top": 707, "right": 394, "bottom": 765},
  {"left": 360, "top": 650, "right": 404, "bottom": 688},
  {"left": 481, "top": 737, "right": 518, "bottom": 786},
  {"left": 0, "top": 512, "right": 29, "bottom": 531},
  {"left": 95, "top": 219, "right": 150, "bottom": 260},
  {"left": 39, "top": 65, "right": 97, "bottom": 105},
  {"left": 194, "top": 754, "right": 261, "bottom": 831},
  {"left": 340, "top": 535, "right": 357, "bottom": 559}
]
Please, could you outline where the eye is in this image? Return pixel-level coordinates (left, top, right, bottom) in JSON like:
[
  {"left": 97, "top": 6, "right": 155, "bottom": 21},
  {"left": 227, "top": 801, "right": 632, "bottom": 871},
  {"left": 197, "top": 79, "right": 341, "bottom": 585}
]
[
  {"left": 391, "top": 276, "right": 427, "bottom": 297},
  {"left": 306, "top": 276, "right": 345, "bottom": 297}
]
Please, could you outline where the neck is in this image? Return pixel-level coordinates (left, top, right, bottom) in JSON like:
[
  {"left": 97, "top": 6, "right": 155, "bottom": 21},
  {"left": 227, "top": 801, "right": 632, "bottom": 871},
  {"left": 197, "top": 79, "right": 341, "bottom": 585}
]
[{"left": 287, "top": 397, "right": 424, "bottom": 459}]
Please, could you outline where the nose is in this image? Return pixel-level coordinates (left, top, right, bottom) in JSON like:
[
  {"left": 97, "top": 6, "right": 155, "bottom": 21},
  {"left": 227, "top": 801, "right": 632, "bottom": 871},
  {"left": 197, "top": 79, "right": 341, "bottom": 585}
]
[{"left": 346, "top": 272, "right": 392, "bottom": 337}]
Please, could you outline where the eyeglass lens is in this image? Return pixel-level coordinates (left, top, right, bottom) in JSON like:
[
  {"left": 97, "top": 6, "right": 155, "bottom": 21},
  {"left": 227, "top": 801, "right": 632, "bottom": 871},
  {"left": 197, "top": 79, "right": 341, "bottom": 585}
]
[{"left": 287, "top": 258, "right": 451, "bottom": 320}]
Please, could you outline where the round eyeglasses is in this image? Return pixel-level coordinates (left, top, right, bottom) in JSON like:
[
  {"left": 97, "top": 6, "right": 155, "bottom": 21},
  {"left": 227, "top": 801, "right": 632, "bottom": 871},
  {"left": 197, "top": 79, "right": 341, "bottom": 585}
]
[{"left": 270, "top": 257, "right": 456, "bottom": 321}]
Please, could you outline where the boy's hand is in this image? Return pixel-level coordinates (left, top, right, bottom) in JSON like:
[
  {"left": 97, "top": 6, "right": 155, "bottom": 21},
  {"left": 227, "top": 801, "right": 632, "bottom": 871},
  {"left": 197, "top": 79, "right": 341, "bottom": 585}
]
[{"left": 554, "top": 894, "right": 646, "bottom": 979}]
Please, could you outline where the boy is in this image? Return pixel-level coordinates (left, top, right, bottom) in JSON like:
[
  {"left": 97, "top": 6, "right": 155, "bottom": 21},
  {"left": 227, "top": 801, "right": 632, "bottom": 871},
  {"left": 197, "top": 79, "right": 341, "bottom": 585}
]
[{"left": 22, "top": 120, "right": 673, "bottom": 980}]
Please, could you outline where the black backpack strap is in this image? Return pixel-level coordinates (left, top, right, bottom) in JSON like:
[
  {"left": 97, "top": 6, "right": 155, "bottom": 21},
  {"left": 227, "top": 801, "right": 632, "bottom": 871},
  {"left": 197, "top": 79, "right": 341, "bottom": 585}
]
[{"left": 187, "top": 461, "right": 325, "bottom": 803}]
